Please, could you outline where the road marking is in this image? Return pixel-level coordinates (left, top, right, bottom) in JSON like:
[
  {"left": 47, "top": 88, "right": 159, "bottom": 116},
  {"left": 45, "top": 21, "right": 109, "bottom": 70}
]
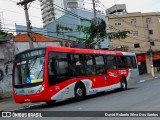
[{"left": 139, "top": 80, "right": 146, "bottom": 83}]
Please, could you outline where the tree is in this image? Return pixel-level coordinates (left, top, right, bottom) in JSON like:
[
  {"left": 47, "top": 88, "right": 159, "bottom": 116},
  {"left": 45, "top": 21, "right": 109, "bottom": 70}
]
[
  {"left": 0, "top": 30, "right": 13, "bottom": 39},
  {"left": 75, "top": 19, "right": 107, "bottom": 48},
  {"left": 56, "top": 19, "right": 130, "bottom": 49}
]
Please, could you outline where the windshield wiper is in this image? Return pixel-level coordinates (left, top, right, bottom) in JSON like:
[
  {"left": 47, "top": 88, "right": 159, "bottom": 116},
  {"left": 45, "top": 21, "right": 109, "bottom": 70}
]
[
  {"left": 29, "top": 56, "right": 38, "bottom": 71},
  {"left": 36, "top": 66, "right": 43, "bottom": 79}
]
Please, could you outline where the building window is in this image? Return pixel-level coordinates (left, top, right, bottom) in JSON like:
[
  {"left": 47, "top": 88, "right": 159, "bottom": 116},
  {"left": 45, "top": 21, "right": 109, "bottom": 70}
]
[
  {"left": 115, "top": 20, "right": 121, "bottom": 26},
  {"left": 132, "top": 31, "right": 138, "bottom": 36},
  {"left": 148, "top": 30, "right": 153, "bottom": 35},
  {"left": 150, "top": 41, "right": 155, "bottom": 46},
  {"left": 131, "top": 19, "right": 136, "bottom": 25},
  {"left": 146, "top": 18, "right": 152, "bottom": 24},
  {"left": 134, "top": 43, "right": 140, "bottom": 48}
]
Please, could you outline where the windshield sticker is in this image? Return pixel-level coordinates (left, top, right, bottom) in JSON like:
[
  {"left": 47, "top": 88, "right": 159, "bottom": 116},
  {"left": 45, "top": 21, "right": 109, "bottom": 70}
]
[
  {"left": 31, "top": 79, "right": 43, "bottom": 83},
  {"left": 104, "top": 75, "right": 107, "bottom": 80},
  {"left": 26, "top": 77, "right": 31, "bottom": 84}
]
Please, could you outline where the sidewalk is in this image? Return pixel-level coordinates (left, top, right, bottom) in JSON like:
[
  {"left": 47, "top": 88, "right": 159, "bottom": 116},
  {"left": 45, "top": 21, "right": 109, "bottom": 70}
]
[
  {"left": 0, "top": 73, "right": 160, "bottom": 111},
  {"left": 0, "top": 97, "right": 41, "bottom": 111},
  {"left": 139, "top": 72, "right": 160, "bottom": 81}
]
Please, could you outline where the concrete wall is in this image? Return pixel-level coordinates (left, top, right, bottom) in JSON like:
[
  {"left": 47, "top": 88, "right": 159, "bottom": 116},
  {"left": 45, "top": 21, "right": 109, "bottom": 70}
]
[
  {"left": 0, "top": 41, "right": 14, "bottom": 99},
  {"left": 14, "top": 42, "right": 60, "bottom": 54},
  {"left": 0, "top": 63, "right": 12, "bottom": 99}
]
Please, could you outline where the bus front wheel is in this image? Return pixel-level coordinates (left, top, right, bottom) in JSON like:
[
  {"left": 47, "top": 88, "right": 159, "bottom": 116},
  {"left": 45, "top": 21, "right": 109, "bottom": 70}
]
[
  {"left": 120, "top": 78, "right": 127, "bottom": 90},
  {"left": 75, "top": 83, "right": 86, "bottom": 101}
]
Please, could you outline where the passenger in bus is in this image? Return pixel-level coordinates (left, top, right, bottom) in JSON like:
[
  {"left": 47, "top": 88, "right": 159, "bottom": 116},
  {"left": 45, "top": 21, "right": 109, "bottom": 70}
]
[{"left": 50, "top": 58, "right": 58, "bottom": 75}]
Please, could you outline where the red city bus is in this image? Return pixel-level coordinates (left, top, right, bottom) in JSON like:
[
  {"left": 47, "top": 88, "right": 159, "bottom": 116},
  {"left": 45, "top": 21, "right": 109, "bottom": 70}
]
[{"left": 13, "top": 46, "right": 139, "bottom": 104}]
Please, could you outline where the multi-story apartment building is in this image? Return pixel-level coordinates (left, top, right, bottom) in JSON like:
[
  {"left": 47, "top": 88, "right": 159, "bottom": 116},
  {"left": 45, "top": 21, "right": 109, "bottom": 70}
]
[
  {"left": 39, "top": 0, "right": 84, "bottom": 28},
  {"left": 108, "top": 11, "right": 160, "bottom": 74}
]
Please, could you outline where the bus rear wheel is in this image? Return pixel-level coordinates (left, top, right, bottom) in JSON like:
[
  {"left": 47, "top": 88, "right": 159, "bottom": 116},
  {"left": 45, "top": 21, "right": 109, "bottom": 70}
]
[
  {"left": 75, "top": 83, "right": 86, "bottom": 101},
  {"left": 120, "top": 78, "right": 127, "bottom": 90}
]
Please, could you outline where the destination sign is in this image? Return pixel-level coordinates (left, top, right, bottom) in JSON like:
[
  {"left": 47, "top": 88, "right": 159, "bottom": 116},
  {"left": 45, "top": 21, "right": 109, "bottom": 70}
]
[{"left": 16, "top": 49, "right": 45, "bottom": 60}]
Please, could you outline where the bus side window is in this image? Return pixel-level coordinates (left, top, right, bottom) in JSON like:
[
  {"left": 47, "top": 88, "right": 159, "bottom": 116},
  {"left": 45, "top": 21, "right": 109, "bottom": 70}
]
[
  {"left": 48, "top": 52, "right": 69, "bottom": 86},
  {"left": 75, "top": 54, "right": 85, "bottom": 76},
  {"left": 105, "top": 55, "right": 116, "bottom": 70},
  {"left": 131, "top": 56, "right": 137, "bottom": 68},
  {"left": 84, "top": 55, "right": 96, "bottom": 75},
  {"left": 67, "top": 54, "right": 85, "bottom": 77},
  {"left": 67, "top": 54, "right": 77, "bottom": 77},
  {"left": 95, "top": 55, "right": 105, "bottom": 74},
  {"left": 115, "top": 56, "right": 125, "bottom": 68},
  {"left": 49, "top": 58, "right": 58, "bottom": 75},
  {"left": 126, "top": 56, "right": 133, "bottom": 68}
]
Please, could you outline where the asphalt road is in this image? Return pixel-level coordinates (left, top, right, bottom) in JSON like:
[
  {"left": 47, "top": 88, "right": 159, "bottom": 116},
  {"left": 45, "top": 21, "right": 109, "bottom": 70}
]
[{"left": 1, "top": 79, "right": 160, "bottom": 120}]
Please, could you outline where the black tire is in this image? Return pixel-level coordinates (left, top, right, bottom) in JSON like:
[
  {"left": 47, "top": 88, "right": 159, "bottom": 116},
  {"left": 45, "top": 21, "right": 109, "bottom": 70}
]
[
  {"left": 75, "top": 83, "right": 86, "bottom": 101},
  {"left": 120, "top": 78, "right": 127, "bottom": 91},
  {"left": 45, "top": 100, "right": 56, "bottom": 106}
]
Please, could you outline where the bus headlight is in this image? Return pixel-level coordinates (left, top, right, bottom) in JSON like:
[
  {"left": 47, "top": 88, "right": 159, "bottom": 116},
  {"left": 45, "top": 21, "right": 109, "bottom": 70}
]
[{"left": 37, "top": 85, "right": 44, "bottom": 93}]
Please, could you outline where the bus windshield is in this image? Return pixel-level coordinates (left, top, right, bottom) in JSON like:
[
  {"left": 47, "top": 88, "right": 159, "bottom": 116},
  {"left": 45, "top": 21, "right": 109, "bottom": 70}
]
[{"left": 14, "top": 56, "right": 45, "bottom": 86}]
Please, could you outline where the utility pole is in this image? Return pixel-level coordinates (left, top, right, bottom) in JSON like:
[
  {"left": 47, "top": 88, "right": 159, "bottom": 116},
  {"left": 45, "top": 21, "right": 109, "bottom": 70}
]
[
  {"left": 92, "top": 0, "right": 101, "bottom": 49},
  {"left": 17, "top": 0, "right": 35, "bottom": 49},
  {"left": 0, "top": 15, "right": 1, "bottom": 30},
  {"left": 92, "top": 0, "right": 97, "bottom": 23},
  {"left": 0, "top": 12, "right": 5, "bottom": 30},
  {"left": 147, "top": 24, "right": 154, "bottom": 77}
]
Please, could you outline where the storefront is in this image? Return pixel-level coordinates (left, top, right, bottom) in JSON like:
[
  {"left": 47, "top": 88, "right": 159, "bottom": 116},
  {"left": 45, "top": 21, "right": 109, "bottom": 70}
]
[
  {"left": 152, "top": 52, "right": 160, "bottom": 72},
  {"left": 136, "top": 53, "right": 147, "bottom": 75}
]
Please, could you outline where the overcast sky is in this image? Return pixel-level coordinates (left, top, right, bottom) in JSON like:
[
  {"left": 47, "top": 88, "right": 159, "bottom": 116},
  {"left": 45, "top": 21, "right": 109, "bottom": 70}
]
[{"left": 0, "top": 0, "right": 159, "bottom": 32}]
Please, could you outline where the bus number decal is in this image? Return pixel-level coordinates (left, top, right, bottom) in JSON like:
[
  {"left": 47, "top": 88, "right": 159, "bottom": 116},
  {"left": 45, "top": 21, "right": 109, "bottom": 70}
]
[
  {"left": 55, "top": 86, "right": 60, "bottom": 91},
  {"left": 89, "top": 89, "right": 98, "bottom": 93},
  {"left": 109, "top": 72, "right": 118, "bottom": 77},
  {"left": 119, "top": 70, "right": 127, "bottom": 75}
]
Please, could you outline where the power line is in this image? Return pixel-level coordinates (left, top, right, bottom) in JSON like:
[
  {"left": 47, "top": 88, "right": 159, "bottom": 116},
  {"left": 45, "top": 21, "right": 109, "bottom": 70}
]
[
  {"left": 94, "top": 1, "right": 158, "bottom": 44},
  {"left": 111, "top": 23, "right": 160, "bottom": 42},
  {"left": 109, "top": 25, "right": 146, "bottom": 42},
  {"left": 108, "top": 25, "right": 160, "bottom": 53},
  {"left": 1, "top": 27, "right": 80, "bottom": 34},
  {"left": 18, "top": 2, "right": 159, "bottom": 42},
  {"left": 4, "top": 0, "right": 158, "bottom": 45},
  {"left": 39, "top": 0, "right": 92, "bottom": 21},
  {"left": 0, "top": 7, "right": 41, "bottom": 19},
  {"left": 109, "top": 25, "right": 152, "bottom": 45}
]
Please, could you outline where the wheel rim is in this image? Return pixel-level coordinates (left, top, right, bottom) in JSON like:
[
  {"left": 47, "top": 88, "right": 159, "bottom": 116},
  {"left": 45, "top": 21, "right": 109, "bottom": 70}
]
[
  {"left": 122, "top": 81, "right": 126, "bottom": 89},
  {"left": 76, "top": 88, "right": 83, "bottom": 96},
  {"left": 122, "top": 80, "right": 126, "bottom": 89}
]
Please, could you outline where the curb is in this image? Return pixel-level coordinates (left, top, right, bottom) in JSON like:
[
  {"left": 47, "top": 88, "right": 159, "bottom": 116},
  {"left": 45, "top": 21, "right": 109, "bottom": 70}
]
[{"left": 139, "top": 76, "right": 159, "bottom": 82}]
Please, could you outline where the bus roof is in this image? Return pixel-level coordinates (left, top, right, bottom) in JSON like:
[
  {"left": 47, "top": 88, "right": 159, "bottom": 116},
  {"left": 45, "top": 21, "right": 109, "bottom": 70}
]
[{"left": 46, "top": 46, "right": 136, "bottom": 56}]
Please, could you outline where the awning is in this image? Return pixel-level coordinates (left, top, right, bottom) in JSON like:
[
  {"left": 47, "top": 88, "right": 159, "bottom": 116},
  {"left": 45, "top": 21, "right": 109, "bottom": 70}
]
[{"left": 136, "top": 53, "right": 146, "bottom": 62}]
